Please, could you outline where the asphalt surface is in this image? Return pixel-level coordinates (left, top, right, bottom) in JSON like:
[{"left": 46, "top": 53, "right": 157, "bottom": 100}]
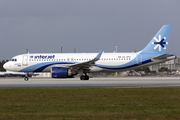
[{"left": 1, "top": 77, "right": 180, "bottom": 88}]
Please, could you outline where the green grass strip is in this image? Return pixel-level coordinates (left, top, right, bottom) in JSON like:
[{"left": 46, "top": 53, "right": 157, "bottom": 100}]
[{"left": 0, "top": 88, "right": 180, "bottom": 120}]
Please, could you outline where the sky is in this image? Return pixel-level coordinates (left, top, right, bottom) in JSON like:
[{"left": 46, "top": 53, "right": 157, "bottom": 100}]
[{"left": 0, "top": 0, "right": 180, "bottom": 60}]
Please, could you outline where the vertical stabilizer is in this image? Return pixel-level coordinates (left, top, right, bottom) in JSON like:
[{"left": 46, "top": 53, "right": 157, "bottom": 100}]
[{"left": 142, "top": 25, "right": 172, "bottom": 54}]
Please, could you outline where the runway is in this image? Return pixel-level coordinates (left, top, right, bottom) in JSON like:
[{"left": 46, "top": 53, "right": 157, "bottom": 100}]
[{"left": 1, "top": 77, "right": 180, "bottom": 88}]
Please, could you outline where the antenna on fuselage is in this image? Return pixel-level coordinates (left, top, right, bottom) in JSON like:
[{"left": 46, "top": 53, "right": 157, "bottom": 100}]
[
  {"left": 132, "top": 50, "right": 136, "bottom": 53},
  {"left": 26, "top": 49, "right": 29, "bottom": 54},
  {"left": 59, "top": 47, "right": 62, "bottom": 53},
  {"left": 115, "top": 46, "right": 118, "bottom": 53}
]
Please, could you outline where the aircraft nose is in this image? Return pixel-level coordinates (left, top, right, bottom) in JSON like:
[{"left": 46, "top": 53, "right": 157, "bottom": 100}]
[{"left": 3, "top": 62, "right": 9, "bottom": 70}]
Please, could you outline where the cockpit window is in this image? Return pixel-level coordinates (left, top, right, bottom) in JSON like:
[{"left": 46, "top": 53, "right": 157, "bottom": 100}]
[{"left": 11, "top": 59, "right": 17, "bottom": 62}]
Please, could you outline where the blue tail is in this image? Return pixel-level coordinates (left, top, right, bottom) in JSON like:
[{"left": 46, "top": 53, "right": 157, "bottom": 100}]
[{"left": 142, "top": 25, "right": 172, "bottom": 54}]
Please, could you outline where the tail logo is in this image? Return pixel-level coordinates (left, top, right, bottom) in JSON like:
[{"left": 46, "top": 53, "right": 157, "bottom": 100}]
[{"left": 152, "top": 35, "right": 168, "bottom": 51}]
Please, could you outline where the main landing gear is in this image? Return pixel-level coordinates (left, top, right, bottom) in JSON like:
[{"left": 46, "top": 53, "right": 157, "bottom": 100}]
[{"left": 80, "top": 75, "right": 89, "bottom": 80}]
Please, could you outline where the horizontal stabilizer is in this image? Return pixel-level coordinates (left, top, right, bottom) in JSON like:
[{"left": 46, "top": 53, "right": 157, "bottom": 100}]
[
  {"left": 151, "top": 54, "right": 176, "bottom": 62},
  {"left": 151, "top": 54, "right": 172, "bottom": 59}
]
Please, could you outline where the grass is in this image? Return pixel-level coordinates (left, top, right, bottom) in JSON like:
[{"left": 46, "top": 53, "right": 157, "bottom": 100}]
[{"left": 0, "top": 88, "right": 180, "bottom": 120}]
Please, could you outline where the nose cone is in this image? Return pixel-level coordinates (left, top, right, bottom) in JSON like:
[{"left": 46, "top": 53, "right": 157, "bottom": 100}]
[{"left": 3, "top": 62, "right": 9, "bottom": 70}]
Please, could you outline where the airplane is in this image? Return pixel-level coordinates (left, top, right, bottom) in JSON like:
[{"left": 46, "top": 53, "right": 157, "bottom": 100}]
[
  {"left": 0, "top": 70, "right": 39, "bottom": 77},
  {"left": 3, "top": 25, "right": 176, "bottom": 81}
]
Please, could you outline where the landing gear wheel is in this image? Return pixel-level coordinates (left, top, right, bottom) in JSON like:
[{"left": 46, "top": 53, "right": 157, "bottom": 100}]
[
  {"left": 80, "top": 75, "right": 85, "bottom": 80},
  {"left": 80, "top": 75, "right": 89, "bottom": 80},
  {"left": 85, "top": 75, "right": 89, "bottom": 80},
  {"left": 24, "top": 77, "right": 29, "bottom": 81}
]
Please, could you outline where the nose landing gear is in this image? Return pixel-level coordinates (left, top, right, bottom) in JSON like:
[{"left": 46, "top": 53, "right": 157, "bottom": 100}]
[
  {"left": 24, "top": 73, "right": 29, "bottom": 81},
  {"left": 24, "top": 77, "right": 29, "bottom": 81}
]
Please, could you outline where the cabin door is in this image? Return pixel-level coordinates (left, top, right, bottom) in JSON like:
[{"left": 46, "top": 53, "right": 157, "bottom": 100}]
[{"left": 22, "top": 55, "right": 28, "bottom": 66}]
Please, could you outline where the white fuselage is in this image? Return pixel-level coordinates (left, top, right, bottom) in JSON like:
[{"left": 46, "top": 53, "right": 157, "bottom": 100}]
[
  {"left": 4, "top": 52, "right": 175, "bottom": 73},
  {"left": 4, "top": 52, "right": 139, "bottom": 72}
]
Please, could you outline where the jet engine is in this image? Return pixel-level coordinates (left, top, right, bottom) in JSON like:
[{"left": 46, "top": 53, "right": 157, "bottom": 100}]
[{"left": 51, "top": 67, "right": 73, "bottom": 78}]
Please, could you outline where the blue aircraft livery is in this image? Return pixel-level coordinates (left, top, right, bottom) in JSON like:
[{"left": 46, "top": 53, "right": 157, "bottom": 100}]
[{"left": 3, "top": 25, "right": 176, "bottom": 81}]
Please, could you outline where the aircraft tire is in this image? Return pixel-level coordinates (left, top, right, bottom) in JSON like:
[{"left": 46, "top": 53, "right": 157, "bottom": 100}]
[
  {"left": 80, "top": 75, "right": 89, "bottom": 80},
  {"left": 85, "top": 76, "right": 89, "bottom": 80},
  {"left": 80, "top": 75, "right": 85, "bottom": 80},
  {"left": 24, "top": 77, "right": 29, "bottom": 81}
]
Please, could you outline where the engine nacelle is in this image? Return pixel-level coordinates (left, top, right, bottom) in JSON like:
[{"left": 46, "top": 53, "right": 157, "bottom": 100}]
[{"left": 51, "top": 67, "right": 72, "bottom": 78}]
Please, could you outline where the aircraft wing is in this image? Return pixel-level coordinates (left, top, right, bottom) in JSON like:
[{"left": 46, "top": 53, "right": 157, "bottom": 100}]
[{"left": 69, "top": 48, "right": 104, "bottom": 69}]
